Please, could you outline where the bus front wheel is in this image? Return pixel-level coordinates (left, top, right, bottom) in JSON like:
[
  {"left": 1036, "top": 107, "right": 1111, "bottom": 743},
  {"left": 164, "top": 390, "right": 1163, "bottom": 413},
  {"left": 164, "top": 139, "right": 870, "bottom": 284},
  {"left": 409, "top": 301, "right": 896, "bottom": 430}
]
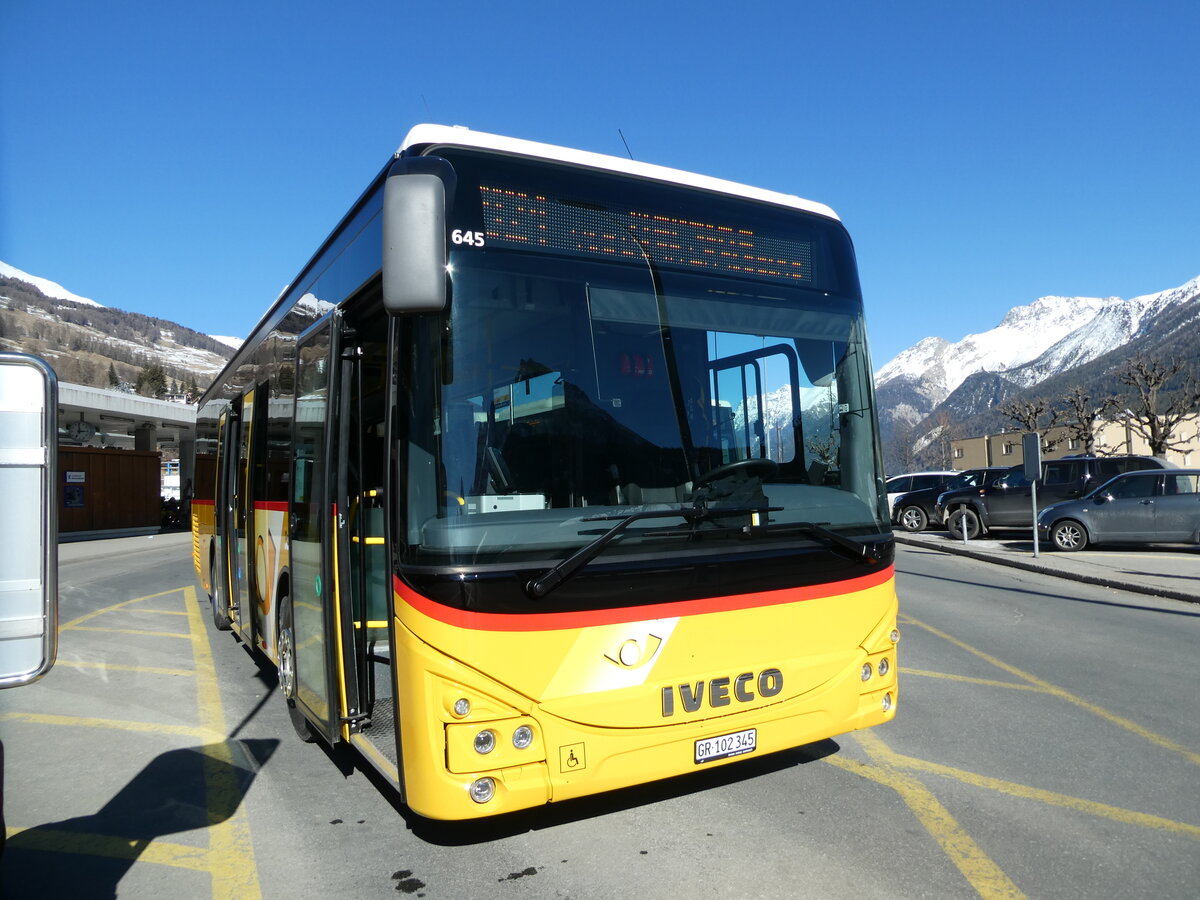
[
  {"left": 277, "top": 593, "right": 318, "bottom": 743},
  {"left": 210, "top": 557, "right": 231, "bottom": 631}
]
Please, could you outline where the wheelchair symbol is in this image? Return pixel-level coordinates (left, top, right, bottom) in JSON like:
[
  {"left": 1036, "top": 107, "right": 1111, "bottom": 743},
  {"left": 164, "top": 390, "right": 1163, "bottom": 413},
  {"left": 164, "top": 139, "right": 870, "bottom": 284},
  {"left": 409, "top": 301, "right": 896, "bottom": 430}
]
[{"left": 559, "top": 743, "right": 586, "bottom": 772}]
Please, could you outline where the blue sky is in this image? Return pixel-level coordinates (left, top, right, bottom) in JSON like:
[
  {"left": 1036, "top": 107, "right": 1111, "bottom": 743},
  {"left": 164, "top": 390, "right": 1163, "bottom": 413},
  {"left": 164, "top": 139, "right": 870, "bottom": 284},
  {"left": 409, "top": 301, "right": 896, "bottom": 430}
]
[{"left": 2, "top": 1, "right": 1197, "bottom": 367}]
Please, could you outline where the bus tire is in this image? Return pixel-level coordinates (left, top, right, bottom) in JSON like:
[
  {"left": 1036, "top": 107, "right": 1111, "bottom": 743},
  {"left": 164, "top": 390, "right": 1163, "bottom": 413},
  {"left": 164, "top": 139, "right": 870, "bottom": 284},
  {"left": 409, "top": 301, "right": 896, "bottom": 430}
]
[
  {"left": 277, "top": 593, "right": 319, "bottom": 743},
  {"left": 210, "top": 556, "right": 231, "bottom": 631}
]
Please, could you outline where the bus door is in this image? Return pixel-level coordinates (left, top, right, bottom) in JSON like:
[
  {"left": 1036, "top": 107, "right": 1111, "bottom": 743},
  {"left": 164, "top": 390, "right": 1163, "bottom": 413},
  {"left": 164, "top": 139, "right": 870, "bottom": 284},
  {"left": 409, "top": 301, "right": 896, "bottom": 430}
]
[
  {"left": 287, "top": 317, "right": 352, "bottom": 742},
  {"left": 228, "top": 388, "right": 257, "bottom": 637},
  {"left": 212, "top": 402, "right": 240, "bottom": 627},
  {"left": 335, "top": 322, "right": 393, "bottom": 761}
]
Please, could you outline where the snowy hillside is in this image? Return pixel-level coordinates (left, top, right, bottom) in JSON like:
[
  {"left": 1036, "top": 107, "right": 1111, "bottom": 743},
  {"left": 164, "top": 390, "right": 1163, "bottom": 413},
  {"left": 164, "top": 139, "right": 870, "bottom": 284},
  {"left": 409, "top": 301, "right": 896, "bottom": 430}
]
[{"left": 0, "top": 261, "right": 104, "bottom": 308}]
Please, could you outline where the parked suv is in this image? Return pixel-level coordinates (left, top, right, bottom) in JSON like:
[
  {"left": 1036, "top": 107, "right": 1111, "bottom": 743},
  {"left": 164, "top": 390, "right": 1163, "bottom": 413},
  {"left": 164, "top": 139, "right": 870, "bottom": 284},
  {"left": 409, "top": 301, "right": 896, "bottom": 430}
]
[
  {"left": 892, "top": 467, "right": 1009, "bottom": 532},
  {"left": 935, "top": 455, "right": 1173, "bottom": 539}
]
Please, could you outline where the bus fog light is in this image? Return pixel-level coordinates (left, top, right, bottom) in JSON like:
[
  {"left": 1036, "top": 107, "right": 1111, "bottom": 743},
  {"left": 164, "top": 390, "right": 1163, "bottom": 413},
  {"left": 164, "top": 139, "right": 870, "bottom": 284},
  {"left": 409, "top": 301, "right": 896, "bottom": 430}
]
[
  {"left": 878, "top": 657, "right": 890, "bottom": 677},
  {"left": 512, "top": 725, "right": 533, "bottom": 749},
  {"left": 882, "top": 692, "right": 893, "bottom": 713},
  {"left": 453, "top": 698, "right": 471, "bottom": 718},
  {"left": 861, "top": 663, "right": 873, "bottom": 682},
  {"left": 469, "top": 777, "right": 495, "bottom": 804},
  {"left": 474, "top": 729, "right": 496, "bottom": 754}
]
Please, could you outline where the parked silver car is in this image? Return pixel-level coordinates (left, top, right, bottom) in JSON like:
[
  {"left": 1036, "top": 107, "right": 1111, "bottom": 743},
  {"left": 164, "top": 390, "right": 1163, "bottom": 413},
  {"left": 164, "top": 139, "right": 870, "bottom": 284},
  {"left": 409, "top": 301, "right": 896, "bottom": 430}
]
[{"left": 1036, "top": 469, "right": 1200, "bottom": 551}]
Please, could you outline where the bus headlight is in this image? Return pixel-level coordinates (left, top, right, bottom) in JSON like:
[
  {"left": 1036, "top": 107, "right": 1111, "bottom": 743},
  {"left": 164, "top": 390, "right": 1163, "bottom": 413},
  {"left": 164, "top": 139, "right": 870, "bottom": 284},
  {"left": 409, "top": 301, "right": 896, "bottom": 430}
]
[
  {"left": 474, "top": 729, "right": 497, "bottom": 754},
  {"left": 861, "top": 663, "right": 873, "bottom": 682},
  {"left": 878, "top": 657, "right": 890, "bottom": 678},
  {"left": 453, "top": 698, "right": 471, "bottom": 718},
  {"left": 469, "top": 777, "right": 496, "bottom": 803},
  {"left": 512, "top": 725, "right": 534, "bottom": 749}
]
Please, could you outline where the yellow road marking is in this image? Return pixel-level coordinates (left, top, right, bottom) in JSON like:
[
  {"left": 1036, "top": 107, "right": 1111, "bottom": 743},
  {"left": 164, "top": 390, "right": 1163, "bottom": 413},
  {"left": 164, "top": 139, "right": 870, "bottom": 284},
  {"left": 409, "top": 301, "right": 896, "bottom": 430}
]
[
  {"left": 60, "top": 588, "right": 189, "bottom": 629},
  {"left": 903, "top": 615, "right": 1200, "bottom": 766},
  {"left": 69, "top": 626, "right": 193, "bottom": 639},
  {"left": 4, "top": 826, "right": 211, "bottom": 870},
  {"left": 902, "top": 667, "right": 1048, "bottom": 692},
  {"left": 184, "top": 585, "right": 263, "bottom": 899},
  {"left": 54, "top": 659, "right": 194, "bottom": 677},
  {"left": 0, "top": 711, "right": 212, "bottom": 739},
  {"left": 865, "top": 738, "right": 1200, "bottom": 840},
  {"left": 834, "top": 734, "right": 1026, "bottom": 899}
]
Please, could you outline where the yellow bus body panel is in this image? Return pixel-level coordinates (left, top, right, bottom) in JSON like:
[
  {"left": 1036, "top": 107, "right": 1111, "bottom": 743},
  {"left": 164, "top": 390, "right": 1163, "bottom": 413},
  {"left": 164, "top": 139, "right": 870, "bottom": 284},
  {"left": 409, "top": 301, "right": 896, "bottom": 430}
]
[{"left": 393, "top": 569, "right": 898, "bottom": 820}]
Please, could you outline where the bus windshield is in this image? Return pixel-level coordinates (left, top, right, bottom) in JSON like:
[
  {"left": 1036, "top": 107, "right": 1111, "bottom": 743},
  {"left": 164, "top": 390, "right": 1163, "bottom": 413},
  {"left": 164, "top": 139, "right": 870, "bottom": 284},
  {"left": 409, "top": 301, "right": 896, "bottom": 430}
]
[{"left": 400, "top": 150, "right": 886, "bottom": 572}]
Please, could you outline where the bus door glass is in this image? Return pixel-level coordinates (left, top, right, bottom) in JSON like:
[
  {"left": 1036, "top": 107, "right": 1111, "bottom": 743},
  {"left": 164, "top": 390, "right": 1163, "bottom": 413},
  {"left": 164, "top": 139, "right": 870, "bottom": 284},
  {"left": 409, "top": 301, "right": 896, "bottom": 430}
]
[
  {"left": 231, "top": 388, "right": 256, "bottom": 631},
  {"left": 214, "top": 402, "right": 241, "bottom": 621},
  {"left": 288, "top": 322, "right": 338, "bottom": 739}
]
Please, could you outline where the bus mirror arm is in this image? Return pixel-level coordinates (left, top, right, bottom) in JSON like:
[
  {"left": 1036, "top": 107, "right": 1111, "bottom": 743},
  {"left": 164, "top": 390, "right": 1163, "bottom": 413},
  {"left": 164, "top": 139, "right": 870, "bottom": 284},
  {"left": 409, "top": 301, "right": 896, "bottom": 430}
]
[{"left": 382, "top": 155, "right": 457, "bottom": 315}]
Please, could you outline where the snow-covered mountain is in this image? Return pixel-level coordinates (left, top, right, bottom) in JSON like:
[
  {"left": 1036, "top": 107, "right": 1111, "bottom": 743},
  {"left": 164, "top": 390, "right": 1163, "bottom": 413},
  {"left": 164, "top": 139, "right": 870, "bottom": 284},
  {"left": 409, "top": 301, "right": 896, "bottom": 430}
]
[
  {"left": 0, "top": 261, "right": 104, "bottom": 308},
  {"left": 875, "top": 275, "right": 1200, "bottom": 433},
  {"left": 1, "top": 260, "right": 235, "bottom": 389},
  {"left": 873, "top": 274, "right": 1200, "bottom": 470},
  {"left": 0, "top": 260, "right": 241, "bottom": 350}
]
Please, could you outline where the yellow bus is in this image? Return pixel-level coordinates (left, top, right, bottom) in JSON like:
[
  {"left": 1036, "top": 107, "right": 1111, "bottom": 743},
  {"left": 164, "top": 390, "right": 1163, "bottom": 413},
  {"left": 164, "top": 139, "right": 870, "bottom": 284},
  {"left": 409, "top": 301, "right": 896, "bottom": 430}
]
[{"left": 192, "top": 125, "right": 898, "bottom": 820}]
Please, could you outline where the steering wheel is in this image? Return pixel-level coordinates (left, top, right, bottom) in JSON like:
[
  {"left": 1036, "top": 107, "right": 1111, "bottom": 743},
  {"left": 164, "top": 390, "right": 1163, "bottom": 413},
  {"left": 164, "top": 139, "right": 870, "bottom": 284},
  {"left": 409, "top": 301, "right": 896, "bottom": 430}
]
[{"left": 693, "top": 457, "right": 779, "bottom": 488}]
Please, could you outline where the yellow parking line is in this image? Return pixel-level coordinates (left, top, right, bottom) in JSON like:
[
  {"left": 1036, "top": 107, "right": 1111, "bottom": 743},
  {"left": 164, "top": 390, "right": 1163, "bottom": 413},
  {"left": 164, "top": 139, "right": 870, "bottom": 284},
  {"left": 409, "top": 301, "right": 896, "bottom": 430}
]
[
  {"left": 183, "top": 585, "right": 263, "bottom": 899},
  {"left": 904, "top": 614, "right": 1200, "bottom": 766},
  {"left": 867, "top": 739, "right": 1200, "bottom": 840},
  {"left": 55, "top": 659, "right": 195, "bottom": 677},
  {"left": 902, "top": 668, "right": 1049, "bottom": 692},
  {"left": 0, "top": 711, "right": 212, "bottom": 740},
  {"left": 128, "top": 608, "right": 192, "bottom": 617},
  {"left": 60, "top": 589, "right": 187, "bottom": 629},
  {"left": 70, "top": 626, "right": 193, "bottom": 639},
  {"left": 833, "top": 735, "right": 1026, "bottom": 899},
  {"left": 4, "top": 826, "right": 211, "bottom": 871}
]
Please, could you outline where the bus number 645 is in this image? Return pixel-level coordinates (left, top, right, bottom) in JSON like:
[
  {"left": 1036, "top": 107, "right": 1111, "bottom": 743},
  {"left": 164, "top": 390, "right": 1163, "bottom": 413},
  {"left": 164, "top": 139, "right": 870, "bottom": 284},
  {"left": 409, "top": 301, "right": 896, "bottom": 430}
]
[{"left": 451, "top": 229, "right": 486, "bottom": 247}]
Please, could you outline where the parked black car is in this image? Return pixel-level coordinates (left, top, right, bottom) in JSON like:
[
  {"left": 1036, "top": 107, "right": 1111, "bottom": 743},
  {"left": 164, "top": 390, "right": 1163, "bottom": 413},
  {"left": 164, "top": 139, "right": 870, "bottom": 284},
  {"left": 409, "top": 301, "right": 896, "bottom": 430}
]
[
  {"left": 892, "top": 466, "right": 1009, "bottom": 532},
  {"left": 1037, "top": 468, "right": 1200, "bottom": 551},
  {"left": 935, "top": 455, "right": 1173, "bottom": 539}
]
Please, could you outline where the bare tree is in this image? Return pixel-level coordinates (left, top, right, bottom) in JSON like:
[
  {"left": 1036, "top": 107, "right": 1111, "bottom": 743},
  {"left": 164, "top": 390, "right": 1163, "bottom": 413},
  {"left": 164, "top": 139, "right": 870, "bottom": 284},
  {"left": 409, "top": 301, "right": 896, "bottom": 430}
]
[
  {"left": 887, "top": 420, "right": 919, "bottom": 475},
  {"left": 1060, "top": 386, "right": 1117, "bottom": 454},
  {"left": 998, "top": 396, "right": 1062, "bottom": 453},
  {"left": 930, "top": 409, "right": 957, "bottom": 470},
  {"left": 1115, "top": 356, "right": 1200, "bottom": 457}
]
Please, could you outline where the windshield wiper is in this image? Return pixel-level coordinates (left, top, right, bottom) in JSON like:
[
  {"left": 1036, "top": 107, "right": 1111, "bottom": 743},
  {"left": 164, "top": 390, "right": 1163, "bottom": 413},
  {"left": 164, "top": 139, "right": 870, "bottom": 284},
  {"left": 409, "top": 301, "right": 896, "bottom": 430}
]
[
  {"left": 525, "top": 505, "right": 775, "bottom": 600},
  {"left": 741, "top": 520, "right": 881, "bottom": 565}
]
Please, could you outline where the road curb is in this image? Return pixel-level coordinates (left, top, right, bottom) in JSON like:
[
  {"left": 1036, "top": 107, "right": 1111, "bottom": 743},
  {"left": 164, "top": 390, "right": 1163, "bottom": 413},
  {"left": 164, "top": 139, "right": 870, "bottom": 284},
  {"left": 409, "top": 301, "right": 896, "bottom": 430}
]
[{"left": 894, "top": 533, "right": 1200, "bottom": 605}]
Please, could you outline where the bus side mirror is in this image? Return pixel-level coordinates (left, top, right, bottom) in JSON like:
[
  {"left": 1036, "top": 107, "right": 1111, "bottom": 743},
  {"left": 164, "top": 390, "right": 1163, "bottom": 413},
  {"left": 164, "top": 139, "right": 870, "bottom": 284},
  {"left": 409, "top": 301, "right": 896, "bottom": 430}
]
[
  {"left": 381, "top": 156, "right": 456, "bottom": 315},
  {"left": 0, "top": 353, "right": 58, "bottom": 689}
]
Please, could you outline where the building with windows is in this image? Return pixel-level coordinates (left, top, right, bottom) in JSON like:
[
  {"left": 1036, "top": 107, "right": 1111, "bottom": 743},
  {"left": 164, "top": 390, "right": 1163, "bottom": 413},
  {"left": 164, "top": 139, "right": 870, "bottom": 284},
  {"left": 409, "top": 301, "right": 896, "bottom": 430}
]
[{"left": 949, "top": 414, "right": 1200, "bottom": 469}]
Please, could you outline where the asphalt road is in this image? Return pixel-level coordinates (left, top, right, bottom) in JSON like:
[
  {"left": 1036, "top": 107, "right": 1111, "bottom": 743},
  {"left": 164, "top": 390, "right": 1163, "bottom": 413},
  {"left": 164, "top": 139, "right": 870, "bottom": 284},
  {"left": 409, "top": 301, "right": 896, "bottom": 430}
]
[{"left": 1, "top": 535, "right": 1197, "bottom": 898}]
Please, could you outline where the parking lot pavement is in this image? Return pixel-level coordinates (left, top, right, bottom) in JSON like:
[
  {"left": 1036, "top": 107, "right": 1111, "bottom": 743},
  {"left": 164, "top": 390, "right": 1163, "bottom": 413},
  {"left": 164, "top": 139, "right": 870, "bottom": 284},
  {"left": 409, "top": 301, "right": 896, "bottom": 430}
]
[{"left": 895, "top": 530, "right": 1200, "bottom": 604}]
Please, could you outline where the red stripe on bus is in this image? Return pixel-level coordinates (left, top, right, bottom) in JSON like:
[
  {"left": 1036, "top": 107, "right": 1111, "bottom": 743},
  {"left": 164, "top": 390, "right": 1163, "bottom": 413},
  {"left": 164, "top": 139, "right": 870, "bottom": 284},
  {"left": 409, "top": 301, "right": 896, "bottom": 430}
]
[
  {"left": 192, "top": 499, "right": 215, "bottom": 507},
  {"left": 394, "top": 567, "right": 894, "bottom": 632},
  {"left": 253, "top": 501, "right": 289, "bottom": 512}
]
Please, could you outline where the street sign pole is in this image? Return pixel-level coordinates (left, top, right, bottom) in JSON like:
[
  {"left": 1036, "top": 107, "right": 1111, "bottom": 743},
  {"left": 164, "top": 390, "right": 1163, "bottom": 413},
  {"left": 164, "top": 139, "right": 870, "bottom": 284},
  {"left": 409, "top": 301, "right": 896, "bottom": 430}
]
[{"left": 1023, "top": 432, "right": 1042, "bottom": 559}]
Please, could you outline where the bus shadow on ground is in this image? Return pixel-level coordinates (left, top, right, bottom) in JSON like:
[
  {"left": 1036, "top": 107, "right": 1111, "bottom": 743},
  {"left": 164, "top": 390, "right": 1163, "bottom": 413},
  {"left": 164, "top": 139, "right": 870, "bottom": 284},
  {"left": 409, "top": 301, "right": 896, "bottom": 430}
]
[
  {"left": 395, "top": 737, "right": 841, "bottom": 846},
  {"left": 2, "top": 738, "right": 277, "bottom": 898}
]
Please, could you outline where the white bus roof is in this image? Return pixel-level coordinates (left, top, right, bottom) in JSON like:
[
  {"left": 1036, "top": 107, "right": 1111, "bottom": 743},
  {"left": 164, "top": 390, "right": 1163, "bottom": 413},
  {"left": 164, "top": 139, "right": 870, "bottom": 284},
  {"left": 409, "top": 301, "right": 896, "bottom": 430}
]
[{"left": 398, "top": 124, "right": 840, "bottom": 222}]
